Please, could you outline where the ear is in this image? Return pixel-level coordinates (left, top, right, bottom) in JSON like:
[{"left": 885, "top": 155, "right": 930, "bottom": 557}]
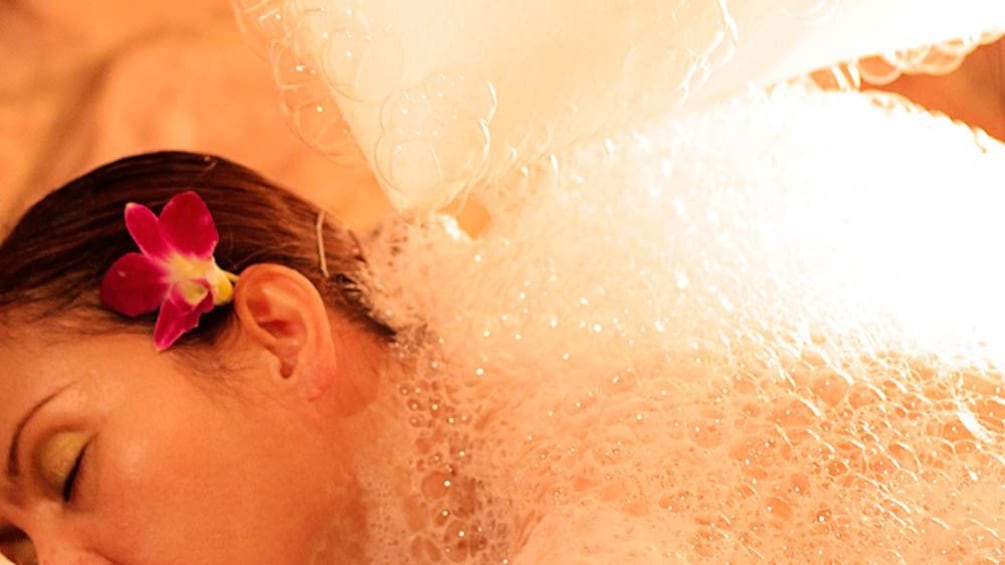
[{"left": 232, "top": 263, "right": 337, "bottom": 399}]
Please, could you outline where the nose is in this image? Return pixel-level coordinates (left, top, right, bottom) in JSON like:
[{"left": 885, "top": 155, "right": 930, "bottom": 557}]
[
  {"left": 3, "top": 510, "right": 116, "bottom": 565},
  {"left": 30, "top": 538, "right": 114, "bottom": 565},
  {"left": 36, "top": 549, "right": 113, "bottom": 565}
]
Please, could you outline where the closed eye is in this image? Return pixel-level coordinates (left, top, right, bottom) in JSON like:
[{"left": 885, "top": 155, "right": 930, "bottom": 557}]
[
  {"left": 61, "top": 443, "right": 88, "bottom": 503},
  {"left": 34, "top": 430, "right": 91, "bottom": 504}
]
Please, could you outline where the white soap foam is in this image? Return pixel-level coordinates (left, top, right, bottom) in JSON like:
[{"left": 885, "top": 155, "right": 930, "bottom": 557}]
[{"left": 353, "top": 89, "right": 1005, "bottom": 563}]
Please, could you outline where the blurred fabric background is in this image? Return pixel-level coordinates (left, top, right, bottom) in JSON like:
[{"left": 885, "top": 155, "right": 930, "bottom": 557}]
[{"left": 0, "top": 0, "right": 390, "bottom": 234}]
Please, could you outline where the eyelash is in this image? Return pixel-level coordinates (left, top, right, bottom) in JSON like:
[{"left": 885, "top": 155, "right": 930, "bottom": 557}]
[{"left": 61, "top": 443, "right": 88, "bottom": 503}]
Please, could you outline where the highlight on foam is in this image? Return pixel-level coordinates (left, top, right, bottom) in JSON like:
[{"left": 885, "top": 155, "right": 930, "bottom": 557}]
[{"left": 245, "top": 1, "right": 1005, "bottom": 562}]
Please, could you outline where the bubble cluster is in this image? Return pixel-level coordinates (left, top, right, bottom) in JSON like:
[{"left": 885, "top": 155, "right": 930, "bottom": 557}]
[
  {"left": 856, "top": 30, "right": 1004, "bottom": 86},
  {"left": 234, "top": 0, "right": 401, "bottom": 163},
  {"left": 237, "top": 0, "right": 1002, "bottom": 214},
  {"left": 798, "top": 29, "right": 1005, "bottom": 94},
  {"left": 233, "top": 1, "right": 1005, "bottom": 562},
  {"left": 237, "top": 0, "right": 1003, "bottom": 210},
  {"left": 375, "top": 72, "right": 497, "bottom": 211},
  {"left": 237, "top": 0, "right": 752, "bottom": 213},
  {"left": 357, "top": 90, "right": 1005, "bottom": 562}
]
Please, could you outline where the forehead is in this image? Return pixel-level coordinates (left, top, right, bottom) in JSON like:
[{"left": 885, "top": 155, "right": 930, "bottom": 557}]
[
  {"left": 2, "top": 323, "right": 110, "bottom": 371},
  {"left": 0, "top": 331, "right": 167, "bottom": 441},
  {"left": 0, "top": 332, "right": 75, "bottom": 417}
]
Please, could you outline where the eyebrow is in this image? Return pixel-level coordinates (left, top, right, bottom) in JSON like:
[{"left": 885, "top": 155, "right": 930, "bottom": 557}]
[{"left": 5, "top": 386, "right": 71, "bottom": 482}]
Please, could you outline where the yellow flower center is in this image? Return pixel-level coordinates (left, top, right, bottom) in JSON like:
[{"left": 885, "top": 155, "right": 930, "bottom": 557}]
[{"left": 167, "top": 254, "right": 237, "bottom": 306}]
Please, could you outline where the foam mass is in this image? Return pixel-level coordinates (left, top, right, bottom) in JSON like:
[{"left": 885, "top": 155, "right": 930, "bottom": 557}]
[
  {"left": 234, "top": 1, "right": 1005, "bottom": 561},
  {"left": 355, "top": 90, "right": 1005, "bottom": 563}
]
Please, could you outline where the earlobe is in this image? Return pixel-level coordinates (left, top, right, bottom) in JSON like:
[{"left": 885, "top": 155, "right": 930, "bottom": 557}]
[{"left": 232, "top": 264, "right": 337, "bottom": 396}]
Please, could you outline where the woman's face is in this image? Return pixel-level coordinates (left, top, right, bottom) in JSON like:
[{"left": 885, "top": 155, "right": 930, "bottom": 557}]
[{"left": 0, "top": 330, "right": 365, "bottom": 564}]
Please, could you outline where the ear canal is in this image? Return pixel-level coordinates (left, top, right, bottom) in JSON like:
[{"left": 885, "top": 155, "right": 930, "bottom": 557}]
[
  {"left": 265, "top": 318, "right": 304, "bottom": 379},
  {"left": 279, "top": 356, "right": 296, "bottom": 379},
  {"left": 245, "top": 288, "right": 309, "bottom": 378}
]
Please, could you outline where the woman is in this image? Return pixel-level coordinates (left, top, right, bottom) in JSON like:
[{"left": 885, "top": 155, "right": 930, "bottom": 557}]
[
  {"left": 0, "top": 152, "right": 403, "bottom": 563},
  {"left": 2, "top": 120, "right": 1005, "bottom": 563}
]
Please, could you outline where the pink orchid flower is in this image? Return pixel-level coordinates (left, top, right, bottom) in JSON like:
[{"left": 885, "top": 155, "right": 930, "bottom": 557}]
[{"left": 100, "top": 191, "right": 237, "bottom": 351}]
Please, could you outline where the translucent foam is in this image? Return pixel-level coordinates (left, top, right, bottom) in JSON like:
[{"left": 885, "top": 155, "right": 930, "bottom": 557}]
[
  {"left": 231, "top": 2, "right": 1005, "bottom": 561},
  {"left": 855, "top": 30, "right": 1004, "bottom": 86},
  {"left": 236, "top": 0, "right": 1005, "bottom": 213},
  {"left": 350, "top": 90, "right": 1005, "bottom": 563},
  {"left": 798, "top": 30, "right": 1005, "bottom": 93}
]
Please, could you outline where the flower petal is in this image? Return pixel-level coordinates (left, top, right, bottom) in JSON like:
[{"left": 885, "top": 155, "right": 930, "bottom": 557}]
[
  {"left": 152, "top": 282, "right": 215, "bottom": 351},
  {"left": 124, "top": 203, "right": 170, "bottom": 260},
  {"left": 99, "top": 253, "right": 170, "bottom": 316},
  {"left": 158, "top": 191, "right": 219, "bottom": 258}
]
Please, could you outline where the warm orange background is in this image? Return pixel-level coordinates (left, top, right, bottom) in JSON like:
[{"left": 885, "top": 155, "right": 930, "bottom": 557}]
[{"left": 0, "top": 0, "right": 389, "bottom": 232}]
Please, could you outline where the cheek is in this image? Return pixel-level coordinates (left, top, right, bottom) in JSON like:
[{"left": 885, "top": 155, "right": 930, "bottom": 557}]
[
  {"left": 92, "top": 392, "right": 249, "bottom": 551},
  {"left": 87, "top": 384, "right": 345, "bottom": 564}
]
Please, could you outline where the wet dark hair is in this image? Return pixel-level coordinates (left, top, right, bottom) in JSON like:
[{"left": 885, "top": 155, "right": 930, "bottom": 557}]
[{"left": 0, "top": 150, "right": 393, "bottom": 347}]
